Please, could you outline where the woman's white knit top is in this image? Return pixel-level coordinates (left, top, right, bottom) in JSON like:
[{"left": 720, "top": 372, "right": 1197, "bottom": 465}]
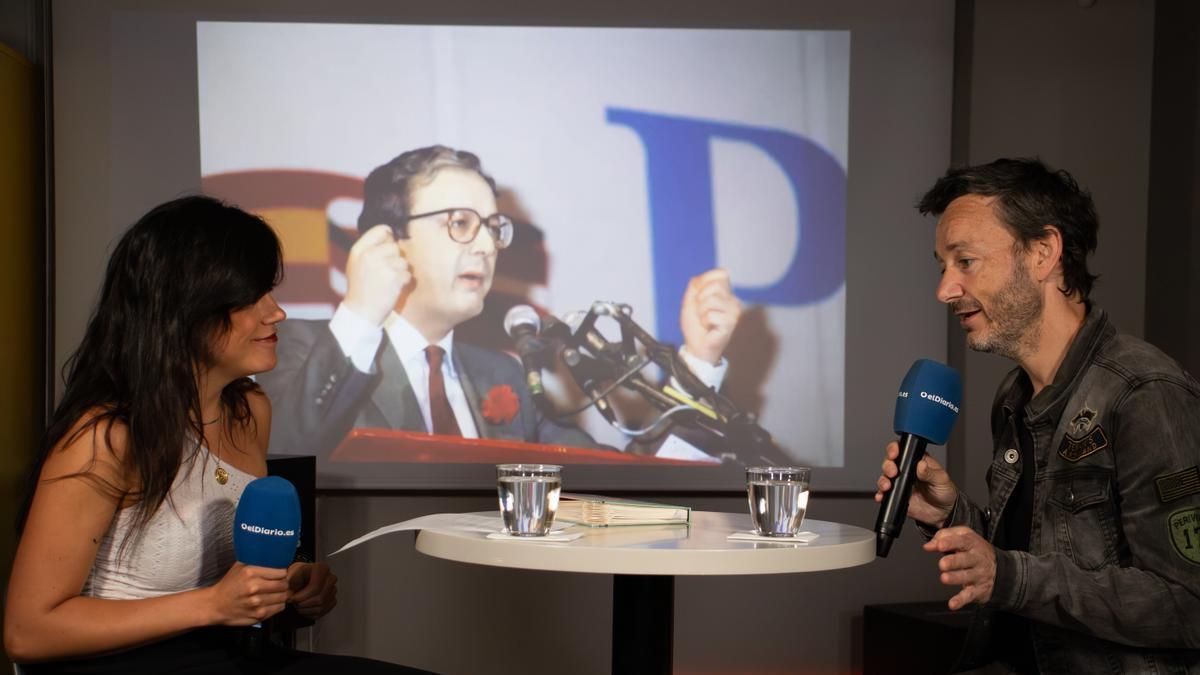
[{"left": 82, "top": 447, "right": 254, "bottom": 599}]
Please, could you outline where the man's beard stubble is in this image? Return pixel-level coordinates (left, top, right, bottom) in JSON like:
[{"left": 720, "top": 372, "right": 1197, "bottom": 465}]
[{"left": 960, "top": 258, "right": 1043, "bottom": 361}]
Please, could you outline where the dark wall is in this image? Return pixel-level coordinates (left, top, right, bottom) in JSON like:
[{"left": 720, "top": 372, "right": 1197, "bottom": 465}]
[
  {"left": 1146, "top": 0, "right": 1200, "bottom": 377},
  {"left": 954, "top": 0, "right": 1157, "bottom": 501},
  {"left": 0, "top": 0, "right": 39, "bottom": 64},
  {"left": 0, "top": 3, "right": 45, "bottom": 674}
]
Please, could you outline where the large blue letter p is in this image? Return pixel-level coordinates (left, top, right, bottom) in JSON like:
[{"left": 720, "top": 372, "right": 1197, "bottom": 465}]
[{"left": 606, "top": 108, "right": 846, "bottom": 347}]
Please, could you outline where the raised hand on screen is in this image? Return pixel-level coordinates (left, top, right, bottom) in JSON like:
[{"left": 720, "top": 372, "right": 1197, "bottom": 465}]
[
  {"left": 679, "top": 268, "right": 742, "bottom": 365},
  {"left": 343, "top": 224, "right": 412, "bottom": 326}
]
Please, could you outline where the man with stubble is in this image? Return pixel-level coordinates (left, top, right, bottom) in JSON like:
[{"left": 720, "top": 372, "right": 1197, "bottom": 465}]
[{"left": 875, "top": 158, "right": 1200, "bottom": 673}]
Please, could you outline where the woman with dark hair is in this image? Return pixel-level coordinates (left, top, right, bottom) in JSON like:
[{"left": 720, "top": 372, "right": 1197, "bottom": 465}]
[{"left": 3, "top": 196, "right": 421, "bottom": 673}]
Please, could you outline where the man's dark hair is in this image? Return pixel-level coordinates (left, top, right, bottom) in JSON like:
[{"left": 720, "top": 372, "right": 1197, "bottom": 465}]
[
  {"left": 357, "top": 145, "right": 497, "bottom": 236},
  {"left": 917, "top": 157, "right": 1099, "bottom": 300}
]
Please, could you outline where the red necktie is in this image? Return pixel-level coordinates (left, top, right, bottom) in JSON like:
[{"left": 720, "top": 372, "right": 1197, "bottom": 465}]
[{"left": 425, "top": 346, "right": 462, "bottom": 436}]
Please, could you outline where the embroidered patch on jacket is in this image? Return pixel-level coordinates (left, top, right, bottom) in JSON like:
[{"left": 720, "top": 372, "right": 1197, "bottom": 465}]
[
  {"left": 1157, "top": 466, "right": 1200, "bottom": 504},
  {"left": 1057, "top": 425, "right": 1109, "bottom": 462},
  {"left": 1068, "top": 405, "right": 1098, "bottom": 437},
  {"left": 1167, "top": 507, "right": 1200, "bottom": 565}
]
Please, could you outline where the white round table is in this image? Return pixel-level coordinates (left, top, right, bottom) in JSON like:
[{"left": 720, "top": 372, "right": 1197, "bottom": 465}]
[{"left": 415, "top": 511, "right": 875, "bottom": 673}]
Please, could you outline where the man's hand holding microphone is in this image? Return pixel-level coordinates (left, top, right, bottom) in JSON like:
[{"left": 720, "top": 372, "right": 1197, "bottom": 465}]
[
  {"left": 874, "top": 442, "right": 956, "bottom": 531},
  {"left": 872, "top": 360, "right": 995, "bottom": 610}
]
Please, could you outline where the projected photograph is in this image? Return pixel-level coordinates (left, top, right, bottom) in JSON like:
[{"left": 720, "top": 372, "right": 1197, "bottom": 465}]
[{"left": 196, "top": 22, "right": 849, "bottom": 487}]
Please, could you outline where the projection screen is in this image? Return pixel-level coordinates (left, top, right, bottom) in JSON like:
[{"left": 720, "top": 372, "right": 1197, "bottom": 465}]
[{"left": 52, "top": 1, "right": 954, "bottom": 490}]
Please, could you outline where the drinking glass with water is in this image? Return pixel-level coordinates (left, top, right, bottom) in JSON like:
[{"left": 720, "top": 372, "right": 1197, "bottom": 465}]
[
  {"left": 746, "top": 466, "right": 811, "bottom": 536},
  {"left": 496, "top": 464, "right": 562, "bottom": 536}
]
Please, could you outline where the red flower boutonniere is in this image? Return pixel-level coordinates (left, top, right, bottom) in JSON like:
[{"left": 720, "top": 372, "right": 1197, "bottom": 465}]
[{"left": 482, "top": 384, "right": 520, "bottom": 425}]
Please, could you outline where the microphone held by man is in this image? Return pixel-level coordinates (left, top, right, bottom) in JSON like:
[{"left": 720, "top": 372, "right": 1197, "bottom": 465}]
[{"left": 873, "top": 359, "right": 962, "bottom": 557}]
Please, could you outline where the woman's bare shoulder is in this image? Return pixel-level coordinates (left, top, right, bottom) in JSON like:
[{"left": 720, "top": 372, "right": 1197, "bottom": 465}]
[{"left": 42, "top": 407, "right": 131, "bottom": 492}]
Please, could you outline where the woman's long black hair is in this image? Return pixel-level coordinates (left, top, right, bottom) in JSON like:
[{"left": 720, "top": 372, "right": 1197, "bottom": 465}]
[{"left": 18, "top": 195, "right": 283, "bottom": 539}]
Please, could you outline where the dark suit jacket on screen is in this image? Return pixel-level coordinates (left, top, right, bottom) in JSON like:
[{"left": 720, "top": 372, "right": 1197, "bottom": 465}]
[{"left": 258, "top": 319, "right": 601, "bottom": 457}]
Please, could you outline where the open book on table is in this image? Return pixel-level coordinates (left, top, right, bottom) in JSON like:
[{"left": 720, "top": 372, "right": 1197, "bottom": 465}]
[{"left": 556, "top": 493, "right": 691, "bottom": 527}]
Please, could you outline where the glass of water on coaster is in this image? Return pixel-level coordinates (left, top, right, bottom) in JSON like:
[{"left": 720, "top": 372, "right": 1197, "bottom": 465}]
[
  {"left": 746, "top": 466, "right": 811, "bottom": 537},
  {"left": 496, "top": 464, "right": 562, "bottom": 536}
]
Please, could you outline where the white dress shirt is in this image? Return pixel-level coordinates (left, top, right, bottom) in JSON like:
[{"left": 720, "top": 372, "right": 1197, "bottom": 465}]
[
  {"left": 327, "top": 303, "right": 727, "bottom": 446},
  {"left": 329, "top": 304, "right": 480, "bottom": 437}
]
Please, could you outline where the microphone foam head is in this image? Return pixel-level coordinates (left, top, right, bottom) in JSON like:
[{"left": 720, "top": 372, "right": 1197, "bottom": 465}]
[
  {"left": 893, "top": 359, "right": 962, "bottom": 445},
  {"left": 503, "top": 304, "right": 540, "bottom": 338},
  {"left": 233, "top": 476, "right": 301, "bottom": 569}
]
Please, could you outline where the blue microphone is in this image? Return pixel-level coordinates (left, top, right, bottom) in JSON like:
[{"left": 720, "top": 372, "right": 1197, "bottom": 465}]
[
  {"left": 874, "top": 359, "right": 962, "bottom": 557},
  {"left": 232, "top": 476, "right": 301, "bottom": 651},
  {"left": 234, "top": 476, "right": 301, "bottom": 569}
]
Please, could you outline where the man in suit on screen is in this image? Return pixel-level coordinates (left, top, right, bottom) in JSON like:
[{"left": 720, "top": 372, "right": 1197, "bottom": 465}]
[{"left": 259, "top": 145, "right": 741, "bottom": 457}]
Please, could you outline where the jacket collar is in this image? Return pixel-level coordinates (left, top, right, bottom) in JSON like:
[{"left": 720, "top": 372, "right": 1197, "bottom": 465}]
[{"left": 1000, "top": 304, "right": 1114, "bottom": 425}]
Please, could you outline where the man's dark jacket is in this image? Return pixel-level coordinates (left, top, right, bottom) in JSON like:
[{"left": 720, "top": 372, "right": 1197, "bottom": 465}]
[
  {"left": 259, "top": 319, "right": 598, "bottom": 457},
  {"left": 944, "top": 308, "right": 1200, "bottom": 673}
]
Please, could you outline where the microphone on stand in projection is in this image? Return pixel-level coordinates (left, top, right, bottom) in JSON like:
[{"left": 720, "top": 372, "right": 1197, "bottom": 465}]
[
  {"left": 504, "top": 300, "right": 770, "bottom": 453},
  {"left": 505, "top": 304, "right": 622, "bottom": 423},
  {"left": 503, "top": 304, "right": 545, "bottom": 392},
  {"left": 559, "top": 310, "right": 623, "bottom": 424},
  {"left": 232, "top": 476, "right": 302, "bottom": 653},
  {"left": 874, "top": 359, "right": 962, "bottom": 558},
  {"left": 561, "top": 308, "right": 682, "bottom": 414}
]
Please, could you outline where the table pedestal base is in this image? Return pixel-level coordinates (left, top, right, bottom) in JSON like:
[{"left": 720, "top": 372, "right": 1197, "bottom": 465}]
[{"left": 612, "top": 574, "right": 673, "bottom": 675}]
